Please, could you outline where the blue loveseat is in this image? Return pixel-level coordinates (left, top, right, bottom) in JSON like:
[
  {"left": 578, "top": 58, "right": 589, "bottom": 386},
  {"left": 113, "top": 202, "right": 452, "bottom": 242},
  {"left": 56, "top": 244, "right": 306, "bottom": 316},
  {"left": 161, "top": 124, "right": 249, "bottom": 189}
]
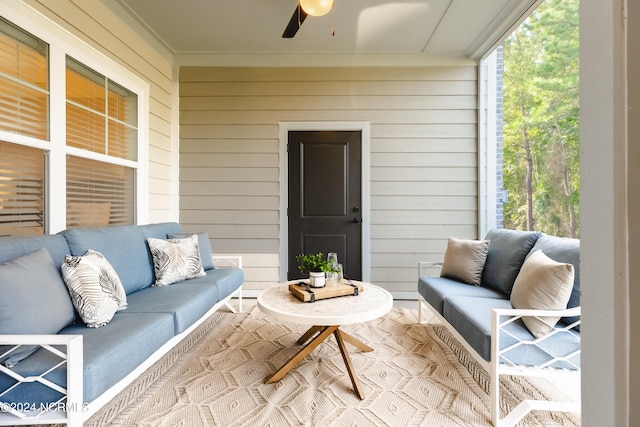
[
  {"left": 417, "top": 229, "right": 581, "bottom": 427},
  {"left": 0, "top": 222, "right": 243, "bottom": 426}
]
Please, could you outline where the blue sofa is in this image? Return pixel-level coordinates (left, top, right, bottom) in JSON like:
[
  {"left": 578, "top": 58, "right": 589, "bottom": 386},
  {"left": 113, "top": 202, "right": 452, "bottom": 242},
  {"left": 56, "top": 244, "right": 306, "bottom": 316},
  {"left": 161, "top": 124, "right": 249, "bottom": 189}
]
[
  {"left": 0, "top": 222, "right": 243, "bottom": 426},
  {"left": 417, "top": 229, "right": 581, "bottom": 427}
]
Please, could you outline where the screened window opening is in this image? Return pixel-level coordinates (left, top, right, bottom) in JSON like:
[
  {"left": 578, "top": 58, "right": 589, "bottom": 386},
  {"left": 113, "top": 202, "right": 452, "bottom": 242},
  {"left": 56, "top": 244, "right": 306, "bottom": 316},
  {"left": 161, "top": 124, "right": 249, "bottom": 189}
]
[
  {"left": 66, "top": 155, "right": 134, "bottom": 228},
  {"left": 66, "top": 57, "right": 137, "bottom": 161},
  {"left": 0, "top": 17, "right": 49, "bottom": 140},
  {"left": 0, "top": 141, "right": 45, "bottom": 236}
]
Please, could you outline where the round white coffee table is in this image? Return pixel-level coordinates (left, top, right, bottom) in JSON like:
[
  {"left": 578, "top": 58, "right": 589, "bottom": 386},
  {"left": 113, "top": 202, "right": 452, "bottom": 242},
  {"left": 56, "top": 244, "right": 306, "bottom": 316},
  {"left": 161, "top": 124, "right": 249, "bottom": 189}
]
[{"left": 257, "top": 281, "right": 393, "bottom": 399}]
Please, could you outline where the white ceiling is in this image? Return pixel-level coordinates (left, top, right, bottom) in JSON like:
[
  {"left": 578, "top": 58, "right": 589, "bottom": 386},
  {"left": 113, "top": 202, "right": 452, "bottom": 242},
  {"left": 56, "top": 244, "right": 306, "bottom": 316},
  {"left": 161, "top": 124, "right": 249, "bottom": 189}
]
[{"left": 111, "top": 0, "right": 540, "bottom": 64}]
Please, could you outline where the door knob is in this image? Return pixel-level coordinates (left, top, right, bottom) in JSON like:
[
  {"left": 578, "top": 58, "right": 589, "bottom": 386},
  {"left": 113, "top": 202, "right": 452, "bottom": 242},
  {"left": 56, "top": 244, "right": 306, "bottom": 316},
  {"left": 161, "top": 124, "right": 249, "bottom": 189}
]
[
  {"left": 352, "top": 218, "right": 361, "bottom": 223},
  {"left": 353, "top": 207, "right": 360, "bottom": 212}
]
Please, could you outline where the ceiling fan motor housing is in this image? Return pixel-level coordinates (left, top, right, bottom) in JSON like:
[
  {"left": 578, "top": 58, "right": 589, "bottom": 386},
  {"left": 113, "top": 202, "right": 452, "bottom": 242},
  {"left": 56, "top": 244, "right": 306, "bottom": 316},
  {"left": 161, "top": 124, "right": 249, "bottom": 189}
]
[{"left": 299, "top": 0, "right": 334, "bottom": 17}]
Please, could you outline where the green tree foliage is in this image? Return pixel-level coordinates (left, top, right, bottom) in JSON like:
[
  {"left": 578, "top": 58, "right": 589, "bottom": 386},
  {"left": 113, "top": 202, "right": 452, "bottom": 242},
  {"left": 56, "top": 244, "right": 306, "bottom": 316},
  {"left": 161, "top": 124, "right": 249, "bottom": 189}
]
[{"left": 502, "top": 0, "right": 580, "bottom": 237}]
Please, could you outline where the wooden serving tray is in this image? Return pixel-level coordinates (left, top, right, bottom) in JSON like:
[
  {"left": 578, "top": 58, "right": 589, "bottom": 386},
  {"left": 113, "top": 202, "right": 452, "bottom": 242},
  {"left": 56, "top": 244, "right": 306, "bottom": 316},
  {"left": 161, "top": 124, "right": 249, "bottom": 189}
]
[{"left": 289, "top": 280, "right": 364, "bottom": 303}]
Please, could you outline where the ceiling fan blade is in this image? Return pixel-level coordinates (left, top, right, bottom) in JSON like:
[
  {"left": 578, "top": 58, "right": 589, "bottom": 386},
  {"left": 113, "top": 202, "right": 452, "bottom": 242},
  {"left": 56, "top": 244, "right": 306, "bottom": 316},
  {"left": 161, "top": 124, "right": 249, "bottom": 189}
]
[{"left": 282, "top": 5, "right": 308, "bottom": 38}]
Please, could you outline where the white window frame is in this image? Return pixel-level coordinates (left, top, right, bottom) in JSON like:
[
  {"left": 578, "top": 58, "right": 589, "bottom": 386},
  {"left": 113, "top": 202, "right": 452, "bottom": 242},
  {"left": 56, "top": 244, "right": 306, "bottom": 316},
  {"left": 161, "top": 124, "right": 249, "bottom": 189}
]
[
  {"left": 0, "top": 1, "right": 149, "bottom": 233},
  {"left": 478, "top": 49, "right": 499, "bottom": 238}
]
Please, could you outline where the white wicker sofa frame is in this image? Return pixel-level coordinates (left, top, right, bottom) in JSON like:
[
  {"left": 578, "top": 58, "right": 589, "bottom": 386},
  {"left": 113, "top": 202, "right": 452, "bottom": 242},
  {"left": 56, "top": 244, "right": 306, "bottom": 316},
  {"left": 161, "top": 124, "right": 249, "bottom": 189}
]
[{"left": 417, "top": 229, "right": 581, "bottom": 427}]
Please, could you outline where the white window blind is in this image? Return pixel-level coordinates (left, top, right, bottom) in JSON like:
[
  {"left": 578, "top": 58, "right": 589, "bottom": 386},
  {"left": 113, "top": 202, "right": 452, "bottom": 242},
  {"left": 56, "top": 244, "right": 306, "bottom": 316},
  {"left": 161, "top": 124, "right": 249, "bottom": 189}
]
[
  {"left": 66, "top": 155, "right": 134, "bottom": 228},
  {"left": 0, "top": 141, "right": 45, "bottom": 236},
  {"left": 66, "top": 57, "right": 137, "bottom": 161},
  {"left": 0, "top": 17, "right": 48, "bottom": 140},
  {"left": 0, "top": 15, "right": 143, "bottom": 236},
  {"left": 65, "top": 58, "right": 138, "bottom": 229},
  {"left": 0, "top": 18, "right": 47, "bottom": 236}
]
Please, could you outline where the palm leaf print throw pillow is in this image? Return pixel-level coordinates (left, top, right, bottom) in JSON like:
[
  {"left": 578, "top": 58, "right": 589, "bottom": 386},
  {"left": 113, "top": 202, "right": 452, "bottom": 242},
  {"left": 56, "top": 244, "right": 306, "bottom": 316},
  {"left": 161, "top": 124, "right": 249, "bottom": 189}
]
[
  {"left": 147, "top": 234, "right": 205, "bottom": 286},
  {"left": 61, "top": 249, "right": 127, "bottom": 328}
]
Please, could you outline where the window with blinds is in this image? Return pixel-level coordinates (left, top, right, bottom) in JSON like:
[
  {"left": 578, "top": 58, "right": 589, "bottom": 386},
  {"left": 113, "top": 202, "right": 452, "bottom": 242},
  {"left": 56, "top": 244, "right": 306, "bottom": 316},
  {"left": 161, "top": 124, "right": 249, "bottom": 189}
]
[
  {"left": 0, "top": 16, "right": 142, "bottom": 236},
  {"left": 66, "top": 155, "right": 134, "bottom": 228},
  {"left": 0, "top": 17, "right": 49, "bottom": 140},
  {"left": 0, "top": 141, "right": 45, "bottom": 236},
  {"left": 66, "top": 57, "right": 137, "bottom": 161},
  {"left": 0, "top": 18, "right": 47, "bottom": 236},
  {"left": 65, "top": 59, "right": 138, "bottom": 228}
]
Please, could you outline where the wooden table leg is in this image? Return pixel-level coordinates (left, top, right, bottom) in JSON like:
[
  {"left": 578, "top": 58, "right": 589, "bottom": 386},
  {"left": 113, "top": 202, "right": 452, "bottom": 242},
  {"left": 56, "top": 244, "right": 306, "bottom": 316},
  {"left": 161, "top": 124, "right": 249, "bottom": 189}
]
[
  {"left": 334, "top": 329, "right": 365, "bottom": 400},
  {"left": 266, "top": 325, "right": 372, "bottom": 400},
  {"left": 297, "top": 325, "right": 325, "bottom": 345},
  {"left": 265, "top": 325, "right": 338, "bottom": 384},
  {"left": 339, "top": 331, "right": 373, "bottom": 352}
]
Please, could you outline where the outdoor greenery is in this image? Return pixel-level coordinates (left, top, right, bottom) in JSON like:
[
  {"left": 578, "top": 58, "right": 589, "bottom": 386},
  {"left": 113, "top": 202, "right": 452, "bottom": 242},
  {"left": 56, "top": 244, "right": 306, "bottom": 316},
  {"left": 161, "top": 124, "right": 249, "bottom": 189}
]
[{"left": 502, "top": 0, "right": 580, "bottom": 237}]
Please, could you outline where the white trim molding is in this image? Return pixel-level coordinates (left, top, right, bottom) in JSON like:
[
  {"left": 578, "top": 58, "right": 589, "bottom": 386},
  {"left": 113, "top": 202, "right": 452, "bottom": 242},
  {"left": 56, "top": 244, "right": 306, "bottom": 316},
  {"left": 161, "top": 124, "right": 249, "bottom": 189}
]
[{"left": 478, "top": 49, "right": 499, "bottom": 238}]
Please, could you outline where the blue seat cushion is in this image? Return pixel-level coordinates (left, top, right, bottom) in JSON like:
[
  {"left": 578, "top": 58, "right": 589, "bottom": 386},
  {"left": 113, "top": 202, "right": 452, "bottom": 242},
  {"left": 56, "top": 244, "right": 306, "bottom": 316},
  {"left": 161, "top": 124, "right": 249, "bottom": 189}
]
[
  {"left": 60, "top": 225, "right": 155, "bottom": 294},
  {"left": 61, "top": 312, "right": 175, "bottom": 402},
  {"left": 125, "top": 273, "right": 223, "bottom": 334},
  {"left": 481, "top": 229, "right": 541, "bottom": 295},
  {"left": 418, "top": 275, "right": 505, "bottom": 315},
  {"left": 0, "top": 312, "right": 174, "bottom": 405},
  {"left": 203, "top": 268, "right": 243, "bottom": 300},
  {"left": 443, "top": 296, "right": 580, "bottom": 369}
]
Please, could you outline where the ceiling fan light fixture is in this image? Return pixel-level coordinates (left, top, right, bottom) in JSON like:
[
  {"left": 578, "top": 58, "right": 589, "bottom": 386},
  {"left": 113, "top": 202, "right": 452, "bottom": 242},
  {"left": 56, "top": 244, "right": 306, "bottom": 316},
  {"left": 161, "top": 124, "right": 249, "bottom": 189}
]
[{"left": 299, "top": 0, "right": 334, "bottom": 17}]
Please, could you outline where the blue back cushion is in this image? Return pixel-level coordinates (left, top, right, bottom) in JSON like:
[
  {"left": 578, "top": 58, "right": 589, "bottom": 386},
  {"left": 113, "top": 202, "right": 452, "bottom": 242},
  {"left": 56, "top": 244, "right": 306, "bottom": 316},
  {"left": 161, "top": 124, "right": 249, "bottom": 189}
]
[
  {"left": 138, "top": 222, "right": 183, "bottom": 240},
  {"left": 0, "top": 234, "right": 69, "bottom": 268},
  {"left": 0, "top": 248, "right": 76, "bottom": 367},
  {"left": 481, "top": 229, "right": 541, "bottom": 295},
  {"left": 60, "top": 225, "right": 154, "bottom": 294}
]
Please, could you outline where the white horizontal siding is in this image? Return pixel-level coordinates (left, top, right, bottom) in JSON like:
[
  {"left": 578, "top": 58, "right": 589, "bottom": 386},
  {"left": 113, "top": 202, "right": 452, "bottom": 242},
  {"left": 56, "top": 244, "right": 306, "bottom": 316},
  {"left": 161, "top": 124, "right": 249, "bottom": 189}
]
[
  {"left": 179, "top": 81, "right": 477, "bottom": 96},
  {"left": 181, "top": 95, "right": 476, "bottom": 111},
  {"left": 179, "top": 66, "right": 478, "bottom": 296}
]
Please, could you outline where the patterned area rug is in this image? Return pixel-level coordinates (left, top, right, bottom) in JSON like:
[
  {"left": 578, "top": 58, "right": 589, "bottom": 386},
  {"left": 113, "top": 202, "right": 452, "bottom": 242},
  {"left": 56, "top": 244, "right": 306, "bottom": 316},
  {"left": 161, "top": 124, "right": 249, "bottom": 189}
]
[{"left": 87, "top": 303, "right": 580, "bottom": 427}]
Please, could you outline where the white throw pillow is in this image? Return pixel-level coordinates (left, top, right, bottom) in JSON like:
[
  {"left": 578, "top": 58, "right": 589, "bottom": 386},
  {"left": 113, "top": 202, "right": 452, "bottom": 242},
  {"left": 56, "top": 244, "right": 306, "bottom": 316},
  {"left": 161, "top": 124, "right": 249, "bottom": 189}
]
[
  {"left": 440, "top": 237, "right": 490, "bottom": 286},
  {"left": 61, "top": 249, "right": 127, "bottom": 328},
  {"left": 510, "top": 250, "right": 574, "bottom": 338},
  {"left": 147, "top": 235, "right": 205, "bottom": 286},
  {"left": 167, "top": 231, "right": 215, "bottom": 270}
]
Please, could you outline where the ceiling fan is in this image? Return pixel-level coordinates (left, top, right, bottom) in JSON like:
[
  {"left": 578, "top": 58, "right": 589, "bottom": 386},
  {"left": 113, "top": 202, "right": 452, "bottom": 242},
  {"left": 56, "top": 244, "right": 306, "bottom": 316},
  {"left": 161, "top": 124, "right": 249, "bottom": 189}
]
[{"left": 282, "top": 0, "right": 334, "bottom": 38}]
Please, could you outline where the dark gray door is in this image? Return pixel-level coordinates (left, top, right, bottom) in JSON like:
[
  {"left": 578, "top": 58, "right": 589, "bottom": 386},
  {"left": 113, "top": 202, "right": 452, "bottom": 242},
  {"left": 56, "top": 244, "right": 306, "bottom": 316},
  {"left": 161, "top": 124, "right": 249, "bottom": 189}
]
[{"left": 288, "top": 130, "right": 362, "bottom": 280}]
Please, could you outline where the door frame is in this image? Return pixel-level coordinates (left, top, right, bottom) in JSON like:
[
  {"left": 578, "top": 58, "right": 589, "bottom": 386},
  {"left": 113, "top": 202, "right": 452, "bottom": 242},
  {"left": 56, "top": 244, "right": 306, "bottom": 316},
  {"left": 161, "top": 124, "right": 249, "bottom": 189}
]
[{"left": 279, "top": 122, "right": 371, "bottom": 283}]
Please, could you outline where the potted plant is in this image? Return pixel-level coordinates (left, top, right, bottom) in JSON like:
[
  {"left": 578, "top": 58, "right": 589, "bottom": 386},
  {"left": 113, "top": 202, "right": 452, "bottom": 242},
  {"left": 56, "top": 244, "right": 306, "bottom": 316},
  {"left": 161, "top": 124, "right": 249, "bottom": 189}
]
[{"left": 295, "top": 252, "right": 338, "bottom": 287}]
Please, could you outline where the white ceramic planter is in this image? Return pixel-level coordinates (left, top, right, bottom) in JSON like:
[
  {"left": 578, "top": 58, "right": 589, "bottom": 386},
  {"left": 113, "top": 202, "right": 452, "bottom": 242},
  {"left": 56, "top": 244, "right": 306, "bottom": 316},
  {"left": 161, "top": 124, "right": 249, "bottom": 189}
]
[{"left": 309, "top": 271, "right": 326, "bottom": 287}]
